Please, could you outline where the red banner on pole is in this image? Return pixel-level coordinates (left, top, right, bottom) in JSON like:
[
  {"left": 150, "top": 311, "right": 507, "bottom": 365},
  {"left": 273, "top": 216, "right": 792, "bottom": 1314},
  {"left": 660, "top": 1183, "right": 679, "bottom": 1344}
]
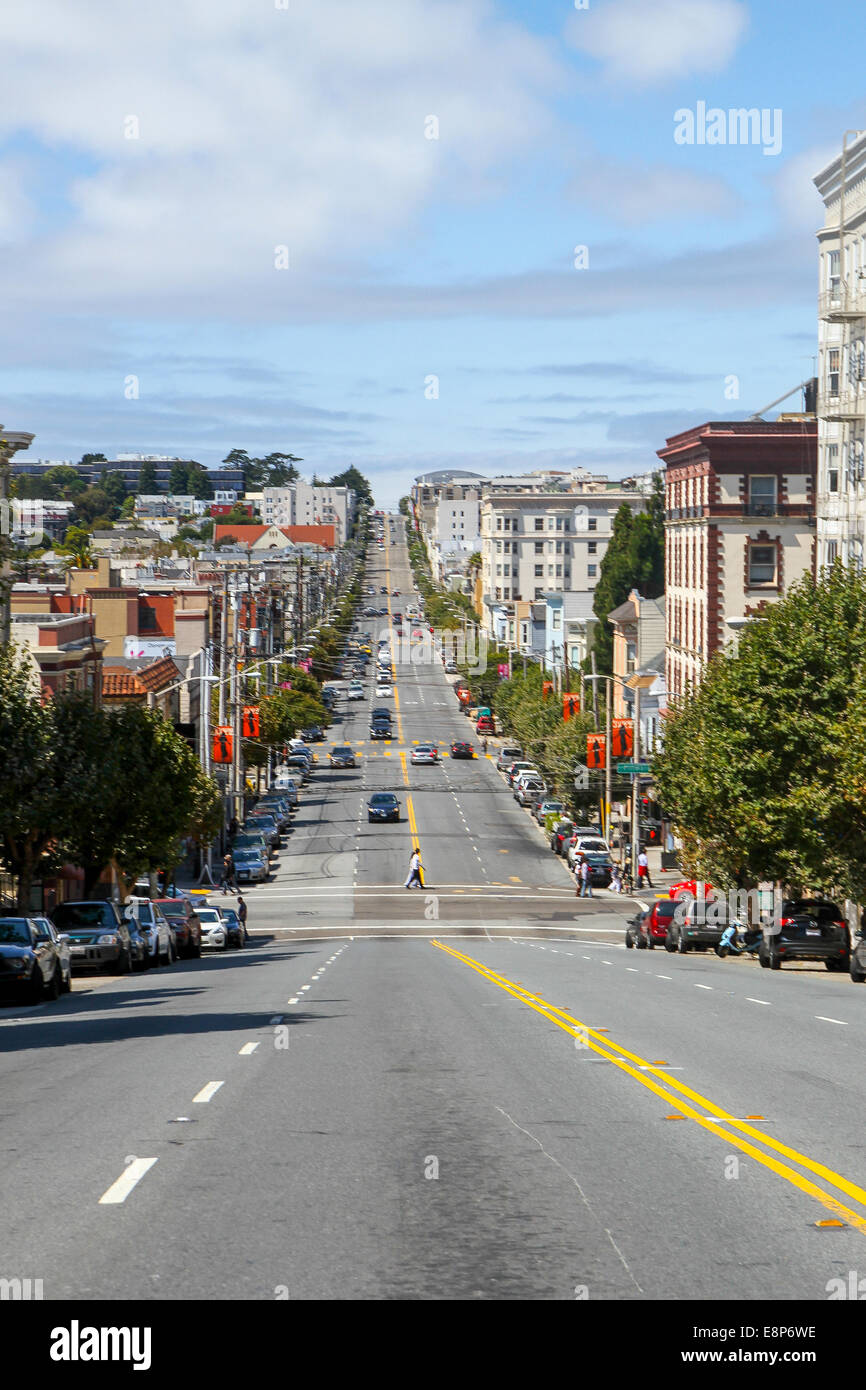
[
  {"left": 242, "top": 706, "right": 260, "bottom": 739},
  {"left": 562, "top": 692, "right": 581, "bottom": 721},
  {"left": 213, "top": 726, "right": 233, "bottom": 763},
  {"left": 586, "top": 732, "right": 606, "bottom": 769},
  {"left": 542, "top": 680, "right": 553, "bottom": 699},
  {"left": 610, "top": 718, "right": 634, "bottom": 758}
]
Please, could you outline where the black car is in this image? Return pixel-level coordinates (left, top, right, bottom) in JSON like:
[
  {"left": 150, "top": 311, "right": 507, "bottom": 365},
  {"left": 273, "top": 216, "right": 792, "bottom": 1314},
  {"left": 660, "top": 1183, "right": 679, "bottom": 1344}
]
[
  {"left": 0, "top": 916, "right": 69, "bottom": 1002},
  {"left": 218, "top": 906, "right": 245, "bottom": 949},
  {"left": 299, "top": 726, "right": 323, "bottom": 742},
  {"left": 369, "top": 719, "right": 392, "bottom": 739},
  {"left": 759, "top": 898, "right": 849, "bottom": 971},
  {"left": 368, "top": 793, "right": 401, "bottom": 822},
  {"left": 450, "top": 741, "right": 474, "bottom": 759},
  {"left": 329, "top": 745, "right": 357, "bottom": 768},
  {"left": 663, "top": 897, "right": 730, "bottom": 954},
  {"left": 52, "top": 900, "right": 144, "bottom": 974}
]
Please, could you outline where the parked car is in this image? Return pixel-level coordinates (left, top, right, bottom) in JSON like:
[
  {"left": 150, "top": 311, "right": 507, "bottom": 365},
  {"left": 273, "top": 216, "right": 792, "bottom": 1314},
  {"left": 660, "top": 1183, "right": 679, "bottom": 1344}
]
[
  {"left": 153, "top": 898, "right": 203, "bottom": 959},
  {"left": 196, "top": 905, "right": 229, "bottom": 951},
  {"left": 476, "top": 715, "right": 495, "bottom": 735},
  {"left": 505, "top": 761, "right": 537, "bottom": 787},
  {"left": 759, "top": 898, "right": 849, "bottom": 971},
  {"left": 624, "top": 909, "right": 648, "bottom": 950},
  {"left": 634, "top": 897, "right": 680, "bottom": 949},
  {"left": 450, "top": 741, "right": 474, "bottom": 759},
  {"left": 566, "top": 835, "right": 611, "bottom": 869},
  {"left": 219, "top": 906, "right": 245, "bottom": 949},
  {"left": 52, "top": 900, "right": 141, "bottom": 974},
  {"left": 31, "top": 916, "right": 72, "bottom": 992},
  {"left": 550, "top": 819, "right": 575, "bottom": 854},
  {"left": 411, "top": 744, "right": 439, "bottom": 765},
  {"left": 232, "top": 829, "right": 271, "bottom": 859},
  {"left": 497, "top": 745, "right": 523, "bottom": 771},
  {"left": 367, "top": 792, "right": 401, "bottom": 823},
  {"left": 123, "top": 898, "right": 176, "bottom": 966},
  {"left": 255, "top": 798, "right": 290, "bottom": 830},
  {"left": 534, "top": 799, "right": 564, "bottom": 825},
  {"left": 0, "top": 916, "right": 69, "bottom": 1002},
  {"left": 515, "top": 779, "right": 546, "bottom": 807},
  {"left": 246, "top": 814, "right": 280, "bottom": 849},
  {"left": 663, "top": 896, "right": 729, "bottom": 955},
  {"left": 284, "top": 756, "right": 312, "bottom": 783},
  {"left": 232, "top": 848, "right": 269, "bottom": 884}
]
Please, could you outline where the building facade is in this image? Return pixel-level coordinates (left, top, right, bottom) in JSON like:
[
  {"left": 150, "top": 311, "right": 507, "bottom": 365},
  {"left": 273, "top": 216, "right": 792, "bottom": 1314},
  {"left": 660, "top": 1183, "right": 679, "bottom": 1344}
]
[
  {"left": 658, "top": 419, "right": 817, "bottom": 701},
  {"left": 261, "top": 483, "right": 355, "bottom": 543},
  {"left": 814, "top": 132, "right": 866, "bottom": 570}
]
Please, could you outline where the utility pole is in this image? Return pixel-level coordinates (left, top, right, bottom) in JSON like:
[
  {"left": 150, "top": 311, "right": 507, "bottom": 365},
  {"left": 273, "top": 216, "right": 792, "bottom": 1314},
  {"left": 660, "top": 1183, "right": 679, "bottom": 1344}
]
[
  {"left": 231, "top": 584, "right": 243, "bottom": 825},
  {"left": 218, "top": 571, "right": 229, "bottom": 726},
  {"left": 604, "top": 675, "right": 612, "bottom": 844},
  {"left": 589, "top": 650, "right": 600, "bottom": 729},
  {"left": 631, "top": 684, "right": 642, "bottom": 888}
]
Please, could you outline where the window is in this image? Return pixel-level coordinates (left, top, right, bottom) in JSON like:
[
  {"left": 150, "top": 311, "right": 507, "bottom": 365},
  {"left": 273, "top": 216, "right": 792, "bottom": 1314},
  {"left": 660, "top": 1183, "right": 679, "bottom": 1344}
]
[
  {"left": 588, "top": 518, "right": 597, "bottom": 531},
  {"left": 588, "top": 564, "right": 597, "bottom": 577},
  {"left": 496, "top": 564, "right": 502, "bottom": 576},
  {"left": 588, "top": 541, "right": 597, "bottom": 554},
  {"left": 829, "top": 348, "right": 840, "bottom": 397},
  {"left": 555, "top": 564, "right": 562, "bottom": 577},
  {"left": 548, "top": 565, "right": 554, "bottom": 576},
  {"left": 564, "top": 519, "right": 570, "bottom": 531},
  {"left": 504, "top": 588, "right": 510, "bottom": 599},
  {"left": 534, "top": 541, "right": 544, "bottom": 554},
  {"left": 534, "top": 517, "right": 544, "bottom": 531},
  {"left": 748, "top": 476, "right": 777, "bottom": 516},
  {"left": 748, "top": 544, "right": 776, "bottom": 585},
  {"left": 496, "top": 517, "right": 502, "bottom": 530},
  {"left": 828, "top": 444, "right": 839, "bottom": 493},
  {"left": 534, "top": 564, "right": 543, "bottom": 577},
  {"left": 827, "top": 541, "right": 838, "bottom": 564},
  {"left": 555, "top": 540, "right": 562, "bottom": 553},
  {"left": 496, "top": 540, "right": 502, "bottom": 553},
  {"left": 556, "top": 517, "right": 563, "bottom": 530},
  {"left": 552, "top": 610, "right": 561, "bottom": 629},
  {"left": 534, "top": 588, "right": 545, "bottom": 599}
]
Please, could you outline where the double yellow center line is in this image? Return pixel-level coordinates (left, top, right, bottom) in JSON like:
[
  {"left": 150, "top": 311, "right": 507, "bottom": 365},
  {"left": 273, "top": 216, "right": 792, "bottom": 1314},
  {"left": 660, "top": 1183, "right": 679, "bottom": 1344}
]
[{"left": 433, "top": 940, "right": 866, "bottom": 1233}]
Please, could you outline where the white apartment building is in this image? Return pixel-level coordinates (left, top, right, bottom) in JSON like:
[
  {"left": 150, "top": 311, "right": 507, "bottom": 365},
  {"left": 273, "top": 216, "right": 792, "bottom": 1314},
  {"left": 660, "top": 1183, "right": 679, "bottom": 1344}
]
[
  {"left": 815, "top": 131, "right": 866, "bottom": 569},
  {"left": 478, "top": 485, "right": 648, "bottom": 638},
  {"left": 261, "top": 482, "right": 356, "bottom": 542}
]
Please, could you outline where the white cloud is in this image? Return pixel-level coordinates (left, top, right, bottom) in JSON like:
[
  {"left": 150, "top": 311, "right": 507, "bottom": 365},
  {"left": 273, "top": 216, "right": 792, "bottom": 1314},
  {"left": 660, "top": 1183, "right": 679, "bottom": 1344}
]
[
  {"left": 570, "top": 158, "right": 740, "bottom": 226},
  {"left": 771, "top": 145, "right": 837, "bottom": 233},
  {"left": 565, "top": 0, "right": 749, "bottom": 86},
  {"left": 0, "top": 0, "right": 561, "bottom": 312}
]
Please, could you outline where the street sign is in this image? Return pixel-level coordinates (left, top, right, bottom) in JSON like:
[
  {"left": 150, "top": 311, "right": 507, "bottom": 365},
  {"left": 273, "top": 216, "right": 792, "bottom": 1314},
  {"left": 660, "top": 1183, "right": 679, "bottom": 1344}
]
[{"left": 617, "top": 761, "right": 651, "bottom": 774}]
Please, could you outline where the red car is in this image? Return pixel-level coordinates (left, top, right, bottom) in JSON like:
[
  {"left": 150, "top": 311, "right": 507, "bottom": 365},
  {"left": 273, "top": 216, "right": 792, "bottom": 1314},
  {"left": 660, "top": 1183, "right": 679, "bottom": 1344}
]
[
  {"left": 635, "top": 897, "right": 681, "bottom": 949},
  {"left": 670, "top": 880, "right": 715, "bottom": 900},
  {"left": 476, "top": 715, "right": 495, "bottom": 734}
]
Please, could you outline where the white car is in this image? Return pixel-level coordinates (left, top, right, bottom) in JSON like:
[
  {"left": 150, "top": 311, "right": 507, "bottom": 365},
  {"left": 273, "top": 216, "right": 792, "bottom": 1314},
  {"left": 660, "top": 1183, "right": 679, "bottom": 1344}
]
[
  {"left": 566, "top": 835, "right": 612, "bottom": 868},
  {"left": 347, "top": 682, "right": 365, "bottom": 700},
  {"left": 375, "top": 683, "right": 393, "bottom": 697},
  {"left": 411, "top": 744, "right": 439, "bottom": 765},
  {"left": 196, "top": 906, "right": 228, "bottom": 951}
]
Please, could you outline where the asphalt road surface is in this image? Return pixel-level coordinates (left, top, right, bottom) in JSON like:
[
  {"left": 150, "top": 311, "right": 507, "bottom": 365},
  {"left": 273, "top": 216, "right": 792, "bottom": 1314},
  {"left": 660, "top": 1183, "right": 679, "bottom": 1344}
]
[{"left": 2, "top": 517, "right": 865, "bottom": 1302}]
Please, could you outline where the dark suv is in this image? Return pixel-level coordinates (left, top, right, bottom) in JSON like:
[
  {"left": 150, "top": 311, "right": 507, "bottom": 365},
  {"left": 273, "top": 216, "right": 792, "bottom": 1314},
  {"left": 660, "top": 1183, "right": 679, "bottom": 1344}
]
[
  {"left": 153, "top": 898, "right": 202, "bottom": 960},
  {"left": 663, "top": 896, "right": 729, "bottom": 954},
  {"left": 52, "top": 900, "right": 145, "bottom": 974},
  {"left": 759, "top": 899, "right": 849, "bottom": 972}
]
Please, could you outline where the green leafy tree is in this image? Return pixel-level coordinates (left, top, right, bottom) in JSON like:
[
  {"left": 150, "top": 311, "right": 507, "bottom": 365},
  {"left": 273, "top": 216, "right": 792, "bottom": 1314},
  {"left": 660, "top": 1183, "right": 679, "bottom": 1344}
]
[
  {"left": 60, "top": 525, "right": 95, "bottom": 567},
  {"left": 45, "top": 465, "right": 87, "bottom": 500},
  {"left": 169, "top": 461, "right": 189, "bottom": 493},
  {"left": 99, "top": 469, "right": 127, "bottom": 511},
  {"left": 71, "top": 486, "right": 114, "bottom": 528},
  {"left": 80, "top": 453, "right": 107, "bottom": 468},
  {"left": 0, "top": 646, "right": 57, "bottom": 910},
  {"left": 654, "top": 563, "right": 866, "bottom": 897},
  {"left": 329, "top": 466, "right": 372, "bottom": 505},
  {"left": 590, "top": 477, "right": 664, "bottom": 674},
  {"left": 223, "top": 448, "right": 302, "bottom": 490},
  {"left": 186, "top": 462, "right": 213, "bottom": 499},
  {"left": 138, "top": 460, "right": 158, "bottom": 492}
]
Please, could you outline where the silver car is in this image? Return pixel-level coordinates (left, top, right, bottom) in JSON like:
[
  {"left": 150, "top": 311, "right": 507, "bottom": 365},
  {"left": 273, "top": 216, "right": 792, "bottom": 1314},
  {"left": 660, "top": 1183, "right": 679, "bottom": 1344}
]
[
  {"left": 410, "top": 744, "right": 439, "bottom": 765},
  {"left": 232, "top": 848, "right": 269, "bottom": 884}
]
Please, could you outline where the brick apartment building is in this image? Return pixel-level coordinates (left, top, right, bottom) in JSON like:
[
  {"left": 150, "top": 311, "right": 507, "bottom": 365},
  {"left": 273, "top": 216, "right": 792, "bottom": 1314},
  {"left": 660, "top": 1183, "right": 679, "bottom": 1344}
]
[{"left": 658, "top": 419, "right": 817, "bottom": 700}]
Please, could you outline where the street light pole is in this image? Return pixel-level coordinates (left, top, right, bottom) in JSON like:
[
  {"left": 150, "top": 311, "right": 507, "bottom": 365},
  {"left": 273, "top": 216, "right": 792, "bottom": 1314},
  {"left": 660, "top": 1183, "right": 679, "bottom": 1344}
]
[{"left": 631, "top": 684, "right": 642, "bottom": 888}]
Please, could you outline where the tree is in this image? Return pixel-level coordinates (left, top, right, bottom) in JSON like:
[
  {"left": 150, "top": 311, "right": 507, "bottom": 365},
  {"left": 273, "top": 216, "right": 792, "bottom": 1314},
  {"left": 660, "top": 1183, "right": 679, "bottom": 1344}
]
[
  {"left": 329, "top": 466, "right": 372, "bottom": 505},
  {"left": 99, "top": 469, "right": 127, "bottom": 511},
  {"left": 186, "top": 462, "right": 213, "bottom": 499},
  {"left": 44, "top": 465, "right": 87, "bottom": 500},
  {"left": 589, "top": 479, "right": 664, "bottom": 675},
  {"left": 169, "top": 461, "right": 188, "bottom": 494},
  {"left": 653, "top": 563, "right": 866, "bottom": 897},
  {"left": 0, "top": 645, "right": 57, "bottom": 910},
  {"left": 260, "top": 690, "right": 328, "bottom": 746},
  {"left": 80, "top": 453, "right": 107, "bottom": 468},
  {"left": 60, "top": 525, "right": 95, "bottom": 568},
  {"left": 222, "top": 448, "right": 302, "bottom": 490},
  {"left": 138, "top": 460, "right": 158, "bottom": 493}
]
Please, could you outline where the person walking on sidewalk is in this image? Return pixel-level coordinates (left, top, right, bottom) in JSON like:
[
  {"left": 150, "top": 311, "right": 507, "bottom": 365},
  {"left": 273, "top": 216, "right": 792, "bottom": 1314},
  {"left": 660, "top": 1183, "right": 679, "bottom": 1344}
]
[
  {"left": 578, "top": 857, "right": 593, "bottom": 898},
  {"left": 237, "top": 894, "right": 249, "bottom": 944},
  {"left": 221, "top": 852, "right": 236, "bottom": 894},
  {"left": 405, "top": 847, "right": 424, "bottom": 889},
  {"left": 609, "top": 863, "right": 623, "bottom": 894},
  {"left": 637, "top": 848, "right": 653, "bottom": 890}
]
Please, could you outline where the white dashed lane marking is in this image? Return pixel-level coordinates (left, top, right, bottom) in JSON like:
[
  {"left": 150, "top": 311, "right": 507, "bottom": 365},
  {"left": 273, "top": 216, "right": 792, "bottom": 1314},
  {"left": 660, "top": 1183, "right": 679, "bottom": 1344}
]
[
  {"left": 239, "top": 1042, "right": 260, "bottom": 1055},
  {"left": 98, "top": 1157, "right": 159, "bottom": 1206},
  {"left": 193, "top": 1081, "right": 224, "bottom": 1104}
]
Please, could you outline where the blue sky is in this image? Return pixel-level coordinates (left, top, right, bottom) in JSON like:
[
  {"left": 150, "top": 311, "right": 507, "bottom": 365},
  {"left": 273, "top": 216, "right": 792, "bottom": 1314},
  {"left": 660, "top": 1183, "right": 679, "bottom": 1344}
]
[{"left": 0, "top": 0, "right": 861, "bottom": 506}]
